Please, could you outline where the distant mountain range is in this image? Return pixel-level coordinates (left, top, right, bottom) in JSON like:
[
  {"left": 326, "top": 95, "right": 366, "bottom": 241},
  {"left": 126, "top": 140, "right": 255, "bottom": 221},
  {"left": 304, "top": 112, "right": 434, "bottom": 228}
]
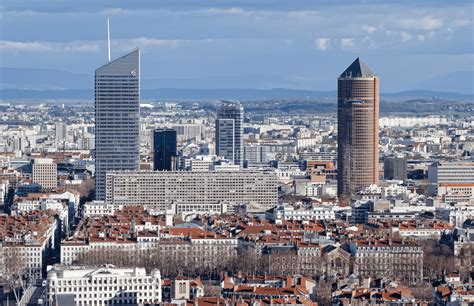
[
  {"left": 0, "top": 67, "right": 472, "bottom": 101},
  {"left": 1, "top": 88, "right": 472, "bottom": 101}
]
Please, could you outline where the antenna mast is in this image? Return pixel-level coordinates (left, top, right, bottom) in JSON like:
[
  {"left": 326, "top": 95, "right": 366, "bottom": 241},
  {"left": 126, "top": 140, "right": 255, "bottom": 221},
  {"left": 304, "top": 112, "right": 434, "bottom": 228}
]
[{"left": 107, "top": 18, "right": 111, "bottom": 62}]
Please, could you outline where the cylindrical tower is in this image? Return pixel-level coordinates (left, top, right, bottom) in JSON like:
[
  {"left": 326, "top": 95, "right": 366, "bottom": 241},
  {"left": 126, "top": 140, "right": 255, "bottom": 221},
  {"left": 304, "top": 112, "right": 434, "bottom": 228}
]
[{"left": 337, "top": 58, "right": 379, "bottom": 199}]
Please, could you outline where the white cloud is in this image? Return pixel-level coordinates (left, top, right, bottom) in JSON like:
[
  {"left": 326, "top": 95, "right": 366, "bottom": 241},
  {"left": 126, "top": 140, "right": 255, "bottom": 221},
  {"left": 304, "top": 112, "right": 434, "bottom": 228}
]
[
  {"left": 112, "top": 37, "right": 217, "bottom": 52},
  {"left": 314, "top": 38, "right": 330, "bottom": 51},
  {"left": 202, "top": 7, "right": 245, "bottom": 15},
  {"left": 399, "top": 16, "right": 443, "bottom": 30},
  {"left": 362, "top": 25, "right": 377, "bottom": 34},
  {"left": 101, "top": 8, "right": 129, "bottom": 15},
  {"left": 129, "top": 37, "right": 180, "bottom": 48},
  {"left": 400, "top": 32, "right": 413, "bottom": 42},
  {"left": 340, "top": 38, "right": 354, "bottom": 49},
  {"left": 0, "top": 40, "right": 99, "bottom": 52},
  {"left": 0, "top": 41, "right": 52, "bottom": 52},
  {"left": 417, "top": 34, "right": 425, "bottom": 41}
]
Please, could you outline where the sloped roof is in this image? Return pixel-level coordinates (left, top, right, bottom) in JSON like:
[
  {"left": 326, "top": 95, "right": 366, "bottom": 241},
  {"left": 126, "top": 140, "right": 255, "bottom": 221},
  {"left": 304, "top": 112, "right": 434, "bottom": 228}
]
[{"left": 340, "top": 57, "right": 375, "bottom": 78}]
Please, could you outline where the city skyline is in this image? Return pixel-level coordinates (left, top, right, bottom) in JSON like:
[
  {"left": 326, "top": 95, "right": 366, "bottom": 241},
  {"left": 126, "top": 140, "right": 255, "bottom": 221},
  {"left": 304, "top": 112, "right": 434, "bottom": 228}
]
[
  {"left": 1, "top": 0, "right": 473, "bottom": 94},
  {"left": 0, "top": 1, "right": 473, "bottom": 305}
]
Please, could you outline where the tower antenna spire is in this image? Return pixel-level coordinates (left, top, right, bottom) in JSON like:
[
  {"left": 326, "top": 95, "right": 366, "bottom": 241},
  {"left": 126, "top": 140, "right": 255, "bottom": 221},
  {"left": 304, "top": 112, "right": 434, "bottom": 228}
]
[{"left": 107, "top": 17, "right": 111, "bottom": 62}]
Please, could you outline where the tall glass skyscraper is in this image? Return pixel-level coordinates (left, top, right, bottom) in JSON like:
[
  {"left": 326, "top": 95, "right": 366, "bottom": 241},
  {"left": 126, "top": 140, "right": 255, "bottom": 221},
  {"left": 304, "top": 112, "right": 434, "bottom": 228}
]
[
  {"left": 94, "top": 49, "right": 140, "bottom": 200},
  {"left": 215, "top": 101, "right": 244, "bottom": 167},
  {"left": 153, "top": 129, "right": 177, "bottom": 171},
  {"left": 337, "top": 58, "right": 379, "bottom": 199}
]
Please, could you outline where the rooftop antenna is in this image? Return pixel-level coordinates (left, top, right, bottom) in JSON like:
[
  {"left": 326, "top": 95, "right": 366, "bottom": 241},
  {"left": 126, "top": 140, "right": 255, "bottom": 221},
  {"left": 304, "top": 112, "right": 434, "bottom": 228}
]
[{"left": 107, "top": 17, "right": 111, "bottom": 63}]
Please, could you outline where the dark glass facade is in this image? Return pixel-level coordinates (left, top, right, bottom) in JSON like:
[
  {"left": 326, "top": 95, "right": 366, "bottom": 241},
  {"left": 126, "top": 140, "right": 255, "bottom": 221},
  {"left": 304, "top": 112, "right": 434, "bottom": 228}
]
[{"left": 153, "top": 129, "right": 177, "bottom": 171}]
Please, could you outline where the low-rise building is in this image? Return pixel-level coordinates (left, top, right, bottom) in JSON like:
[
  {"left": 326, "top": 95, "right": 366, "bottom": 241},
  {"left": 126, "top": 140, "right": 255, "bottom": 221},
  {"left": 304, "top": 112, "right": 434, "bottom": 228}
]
[
  {"left": 350, "top": 239, "right": 423, "bottom": 284},
  {"left": 272, "top": 204, "right": 336, "bottom": 221},
  {"left": 45, "top": 265, "right": 162, "bottom": 306},
  {"left": 0, "top": 210, "right": 58, "bottom": 282}
]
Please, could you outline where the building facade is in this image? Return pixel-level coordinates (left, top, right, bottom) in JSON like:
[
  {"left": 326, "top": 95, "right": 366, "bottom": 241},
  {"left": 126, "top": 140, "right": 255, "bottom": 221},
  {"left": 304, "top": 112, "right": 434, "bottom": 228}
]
[
  {"left": 94, "top": 49, "right": 140, "bottom": 200},
  {"left": 105, "top": 170, "right": 278, "bottom": 212},
  {"left": 350, "top": 239, "right": 423, "bottom": 284},
  {"left": 428, "top": 162, "right": 474, "bottom": 185},
  {"left": 153, "top": 129, "right": 177, "bottom": 171},
  {"left": 337, "top": 58, "right": 379, "bottom": 198},
  {"left": 46, "top": 265, "right": 161, "bottom": 306},
  {"left": 384, "top": 155, "right": 407, "bottom": 181},
  {"left": 216, "top": 101, "right": 244, "bottom": 167},
  {"left": 32, "top": 158, "right": 57, "bottom": 191}
]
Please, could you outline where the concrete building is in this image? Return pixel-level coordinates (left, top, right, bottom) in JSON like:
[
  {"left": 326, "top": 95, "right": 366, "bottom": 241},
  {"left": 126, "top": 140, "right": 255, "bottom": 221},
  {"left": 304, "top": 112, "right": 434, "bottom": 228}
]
[
  {"left": 438, "top": 184, "right": 474, "bottom": 203},
  {"left": 272, "top": 204, "right": 336, "bottom": 221},
  {"left": 384, "top": 154, "right": 407, "bottom": 181},
  {"left": 32, "top": 158, "right": 57, "bottom": 191},
  {"left": 216, "top": 101, "right": 244, "bottom": 167},
  {"left": 153, "top": 129, "right": 177, "bottom": 171},
  {"left": 46, "top": 265, "right": 161, "bottom": 306},
  {"left": 105, "top": 170, "right": 278, "bottom": 212},
  {"left": 337, "top": 58, "right": 379, "bottom": 198},
  {"left": 189, "top": 158, "right": 213, "bottom": 172},
  {"left": 95, "top": 49, "right": 140, "bottom": 200},
  {"left": 54, "top": 122, "right": 68, "bottom": 149},
  {"left": 428, "top": 162, "right": 474, "bottom": 185},
  {"left": 244, "top": 144, "right": 270, "bottom": 165},
  {"left": 171, "top": 124, "right": 203, "bottom": 142}
]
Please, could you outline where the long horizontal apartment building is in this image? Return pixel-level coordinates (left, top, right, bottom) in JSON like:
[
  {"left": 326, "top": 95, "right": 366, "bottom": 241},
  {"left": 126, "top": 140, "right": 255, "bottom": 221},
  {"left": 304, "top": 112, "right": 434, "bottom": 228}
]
[{"left": 105, "top": 170, "right": 278, "bottom": 212}]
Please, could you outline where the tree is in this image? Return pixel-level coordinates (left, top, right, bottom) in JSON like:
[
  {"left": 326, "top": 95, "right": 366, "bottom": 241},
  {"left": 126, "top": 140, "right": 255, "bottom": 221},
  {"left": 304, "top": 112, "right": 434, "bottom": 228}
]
[
  {"left": 316, "top": 280, "right": 333, "bottom": 305},
  {"left": 411, "top": 281, "right": 434, "bottom": 302},
  {"left": 1, "top": 247, "right": 27, "bottom": 303},
  {"left": 420, "top": 239, "right": 454, "bottom": 280}
]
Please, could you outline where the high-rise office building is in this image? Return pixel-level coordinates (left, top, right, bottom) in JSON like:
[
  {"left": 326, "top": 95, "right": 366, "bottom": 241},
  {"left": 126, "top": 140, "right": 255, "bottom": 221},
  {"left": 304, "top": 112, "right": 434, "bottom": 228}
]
[
  {"left": 337, "top": 58, "right": 379, "bottom": 198},
  {"left": 94, "top": 49, "right": 140, "bottom": 200},
  {"left": 384, "top": 155, "right": 407, "bottom": 181},
  {"left": 54, "top": 122, "right": 67, "bottom": 149},
  {"left": 153, "top": 129, "right": 177, "bottom": 171},
  {"left": 216, "top": 101, "right": 244, "bottom": 167}
]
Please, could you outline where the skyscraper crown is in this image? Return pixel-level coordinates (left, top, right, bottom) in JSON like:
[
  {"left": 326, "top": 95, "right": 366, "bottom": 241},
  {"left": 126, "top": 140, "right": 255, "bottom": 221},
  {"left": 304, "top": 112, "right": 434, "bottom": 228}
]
[{"left": 339, "top": 57, "right": 375, "bottom": 78}]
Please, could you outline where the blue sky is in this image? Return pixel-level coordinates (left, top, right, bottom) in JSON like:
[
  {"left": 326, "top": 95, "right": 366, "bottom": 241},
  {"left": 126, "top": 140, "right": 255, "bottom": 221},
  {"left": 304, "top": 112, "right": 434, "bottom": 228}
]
[{"left": 1, "top": 0, "right": 473, "bottom": 92}]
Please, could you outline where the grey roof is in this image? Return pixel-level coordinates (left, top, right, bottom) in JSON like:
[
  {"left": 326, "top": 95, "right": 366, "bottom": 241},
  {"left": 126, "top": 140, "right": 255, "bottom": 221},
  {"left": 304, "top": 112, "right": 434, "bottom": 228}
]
[
  {"left": 340, "top": 57, "right": 375, "bottom": 78},
  {"left": 96, "top": 48, "right": 140, "bottom": 76}
]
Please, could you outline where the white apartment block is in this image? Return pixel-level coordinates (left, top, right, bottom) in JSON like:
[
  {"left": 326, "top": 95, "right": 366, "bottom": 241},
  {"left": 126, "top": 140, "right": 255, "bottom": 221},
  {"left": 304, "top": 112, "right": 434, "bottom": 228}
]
[
  {"left": 171, "top": 202, "right": 228, "bottom": 216},
  {"left": 189, "top": 159, "right": 212, "bottom": 171},
  {"left": 83, "top": 201, "right": 122, "bottom": 217},
  {"left": 46, "top": 265, "right": 162, "bottom": 306},
  {"left": 306, "top": 183, "right": 323, "bottom": 198},
  {"left": 379, "top": 116, "right": 447, "bottom": 128},
  {"left": 428, "top": 162, "right": 474, "bottom": 185},
  {"left": 105, "top": 170, "right": 278, "bottom": 212},
  {"left": 438, "top": 184, "right": 474, "bottom": 203},
  {"left": 273, "top": 205, "right": 336, "bottom": 221},
  {"left": 438, "top": 203, "right": 474, "bottom": 228},
  {"left": 32, "top": 158, "right": 57, "bottom": 190}
]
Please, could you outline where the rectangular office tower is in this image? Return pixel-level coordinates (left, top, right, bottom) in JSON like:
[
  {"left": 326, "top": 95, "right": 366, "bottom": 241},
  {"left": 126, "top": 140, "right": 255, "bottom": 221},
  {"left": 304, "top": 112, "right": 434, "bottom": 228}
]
[
  {"left": 216, "top": 100, "right": 244, "bottom": 167},
  {"left": 384, "top": 155, "right": 407, "bottom": 181},
  {"left": 94, "top": 49, "right": 140, "bottom": 200},
  {"left": 153, "top": 129, "right": 177, "bottom": 171},
  {"left": 337, "top": 58, "right": 379, "bottom": 199}
]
